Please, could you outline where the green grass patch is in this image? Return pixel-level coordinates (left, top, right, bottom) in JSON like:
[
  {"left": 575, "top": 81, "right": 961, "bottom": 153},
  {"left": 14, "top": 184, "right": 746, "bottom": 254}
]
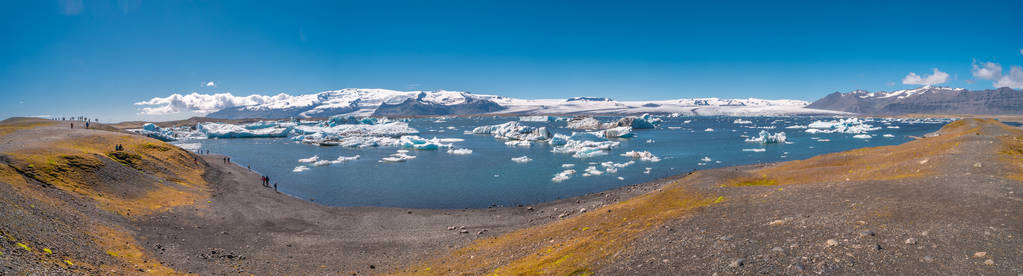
[{"left": 734, "top": 178, "right": 778, "bottom": 186}]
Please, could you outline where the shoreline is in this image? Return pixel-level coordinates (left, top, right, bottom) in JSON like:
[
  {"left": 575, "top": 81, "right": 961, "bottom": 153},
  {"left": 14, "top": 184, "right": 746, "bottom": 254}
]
[{"left": 3, "top": 117, "right": 1022, "bottom": 274}]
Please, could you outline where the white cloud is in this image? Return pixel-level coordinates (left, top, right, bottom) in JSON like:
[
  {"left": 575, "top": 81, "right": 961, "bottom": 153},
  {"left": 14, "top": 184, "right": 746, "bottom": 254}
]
[
  {"left": 994, "top": 65, "right": 1023, "bottom": 89},
  {"left": 971, "top": 60, "right": 1002, "bottom": 80},
  {"left": 135, "top": 92, "right": 291, "bottom": 115},
  {"left": 204, "top": 81, "right": 216, "bottom": 87},
  {"left": 971, "top": 60, "right": 1023, "bottom": 89},
  {"left": 901, "top": 68, "right": 948, "bottom": 86}
]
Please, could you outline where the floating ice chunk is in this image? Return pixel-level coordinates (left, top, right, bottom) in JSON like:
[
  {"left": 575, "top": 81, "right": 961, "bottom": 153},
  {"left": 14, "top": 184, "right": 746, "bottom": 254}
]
[
  {"left": 552, "top": 139, "right": 620, "bottom": 159},
  {"left": 742, "top": 148, "right": 766, "bottom": 152},
  {"left": 805, "top": 117, "right": 880, "bottom": 134},
  {"left": 313, "top": 160, "right": 332, "bottom": 166},
  {"left": 438, "top": 138, "right": 464, "bottom": 143},
  {"left": 853, "top": 134, "right": 872, "bottom": 139},
  {"left": 447, "top": 148, "right": 473, "bottom": 155},
  {"left": 617, "top": 176, "right": 625, "bottom": 180},
  {"left": 566, "top": 117, "right": 603, "bottom": 130},
  {"left": 683, "top": 120, "right": 692, "bottom": 124},
  {"left": 511, "top": 156, "right": 533, "bottom": 163},
  {"left": 700, "top": 156, "right": 712, "bottom": 162},
  {"left": 298, "top": 155, "right": 319, "bottom": 163},
  {"left": 505, "top": 140, "right": 532, "bottom": 147},
  {"left": 887, "top": 126, "right": 900, "bottom": 129},
  {"left": 400, "top": 135, "right": 452, "bottom": 150},
  {"left": 292, "top": 165, "right": 310, "bottom": 172},
  {"left": 882, "top": 134, "right": 895, "bottom": 138},
  {"left": 704, "top": 128, "right": 715, "bottom": 132},
  {"left": 668, "top": 127, "right": 682, "bottom": 130},
  {"left": 562, "top": 163, "right": 575, "bottom": 168},
  {"left": 818, "top": 139, "right": 831, "bottom": 142},
  {"left": 583, "top": 166, "right": 604, "bottom": 176},
  {"left": 745, "top": 130, "right": 787, "bottom": 144},
  {"left": 646, "top": 139, "right": 655, "bottom": 143},
  {"left": 520, "top": 115, "right": 555, "bottom": 122},
  {"left": 329, "top": 155, "right": 360, "bottom": 164},
  {"left": 171, "top": 142, "right": 201, "bottom": 152},
  {"left": 596, "top": 126, "right": 634, "bottom": 138},
  {"left": 733, "top": 118, "right": 753, "bottom": 124},
  {"left": 472, "top": 121, "right": 551, "bottom": 141},
  {"left": 199, "top": 122, "right": 292, "bottom": 138},
  {"left": 548, "top": 134, "right": 570, "bottom": 146},
  {"left": 643, "top": 167, "right": 652, "bottom": 174},
  {"left": 380, "top": 151, "right": 416, "bottom": 163},
  {"left": 620, "top": 151, "right": 661, "bottom": 162},
  {"left": 785, "top": 125, "right": 808, "bottom": 129},
  {"left": 605, "top": 167, "right": 618, "bottom": 174},
  {"left": 552, "top": 169, "right": 576, "bottom": 182},
  {"left": 601, "top": 160, "right": 635, "bottom": 168}
]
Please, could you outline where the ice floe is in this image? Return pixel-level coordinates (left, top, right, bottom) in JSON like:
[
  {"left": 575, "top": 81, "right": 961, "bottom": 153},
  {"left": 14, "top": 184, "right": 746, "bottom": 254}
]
[
  {"left": 447, "top": 148, "right": 473, "bottom": 155},
  {"left": 744, "top": 130, "right": 787, "bottom": 144},
  {"left": 853, "top": 134, "right": 872, "bottom": 139},
  {"left": 298, "top": 155, "right": 319, "bottom": 163},
  {"left": 742, "top": 148, "right": 766, "bottom": 152},
  {"left": 511, "top": 156, "right": 533, "bottom": 163},
  {"left": 552, "top": 139, "right": 620, "bottom": 158},
  {"left": 380, "top": 151, "right": 416, "bottom": 163},
  {"left": 292, "top": 165, "right": 310, "bottom": 172},
  {"left": 733, "top": 118, "right": 753, "bottom": 124},
  {"left": 620, "top": 151, "right": 661, "bottom": 162},
  {"left": 804, "top": 117, "right": 880, "bottom": 134},
  {"left": 472, "top": 121, "right": 552, "bottom": 141},
  {"left": 552, "top": 169, "right": 576, "bottom": 182}
]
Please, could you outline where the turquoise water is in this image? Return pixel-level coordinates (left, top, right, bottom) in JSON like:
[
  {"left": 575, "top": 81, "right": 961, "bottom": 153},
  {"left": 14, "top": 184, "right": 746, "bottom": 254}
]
[{"left": 190, "top": 116, "right": 946, "bottom": 209}]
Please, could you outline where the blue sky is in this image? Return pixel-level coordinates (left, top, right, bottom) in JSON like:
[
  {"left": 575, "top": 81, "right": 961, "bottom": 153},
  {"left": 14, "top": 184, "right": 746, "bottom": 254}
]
[{"left": 1, "top": 0, "right": 1021, "bottom": 121}]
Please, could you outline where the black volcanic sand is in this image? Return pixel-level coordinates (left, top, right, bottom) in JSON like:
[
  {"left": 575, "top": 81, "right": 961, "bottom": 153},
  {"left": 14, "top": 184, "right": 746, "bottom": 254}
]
[{"left": 2, "top": 117, "right": 1022, "bottom": 274}]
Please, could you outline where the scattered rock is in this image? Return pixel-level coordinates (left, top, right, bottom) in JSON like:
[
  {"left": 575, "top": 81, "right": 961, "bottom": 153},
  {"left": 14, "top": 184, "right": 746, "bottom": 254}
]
[
  {"left": 459, "top": 229, "right": 468, "bottom": 234},
  {"left": 526, "top": 206, "right": 534, "bottom": 211},
  {"left": 729, "top": 258, "right": 745, "bottom": 268},
  {"left": 974, "top": 251, "right": 987, "bottom": 258},
  {"left": 793, "top": 264, "right": 805, "bottom": 271},
  {"left": 974, "top": 162, "right": 983, "bottom": 168},
  {"left": 984, "top": 259, "right": 994, "bottom": 265},
  {"left": 904, "top": 238, "right": 917, "bottom": 245},
  {"left": 873, "top": 244, "right": 883, "bottom": 251},
  {"left": 579, "top": 208, "right": 587, "bottom": 213},
  {"left": 923, "top": 256, "right": 935, "bottom": 262},
  {"left": 859, "top": 230, "right": 875, "bottom": 237},
  {"left": 771, "top": 247, "right": 784, "bottom": 253},
  {"left": 768, "top": 219, "right": 785, "bottom": 226},
  {"left": 826, "top": 239, "right": 839, "bottom": 247},
  {"left": 447, "top": 226, "right": 455, "bottom": 230}
]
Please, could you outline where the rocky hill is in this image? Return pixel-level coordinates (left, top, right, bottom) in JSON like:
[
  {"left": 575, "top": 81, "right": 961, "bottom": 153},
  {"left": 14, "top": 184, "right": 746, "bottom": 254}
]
[{"left": 808, "top": 86, "right": 1023, "bottom": 115}]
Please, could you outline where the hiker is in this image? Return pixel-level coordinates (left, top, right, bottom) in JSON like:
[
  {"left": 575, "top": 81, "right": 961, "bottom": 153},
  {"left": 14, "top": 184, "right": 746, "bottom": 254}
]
[
  {"left": 265, "top": 176, "right": 270, "bottom": 186},
  {"left": 85, "top": 122, "right": 89, "bottom": 129},
  {"left": 273, "top": 183, "right": 277, "bottom": 192},
  {"left": 70, "top": 123, "right": 74, "bottom": 129}
]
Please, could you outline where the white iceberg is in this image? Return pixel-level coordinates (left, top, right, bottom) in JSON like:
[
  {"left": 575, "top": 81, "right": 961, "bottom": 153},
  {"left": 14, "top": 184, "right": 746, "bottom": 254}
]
[
  {"left": 742, "top": 148, "right": 766, "bottom": 152},
  {"left": 298, "top": 155, "right": 320, "bottom": 163},
  {"left": 447, "top": 148, "right": 473, "bottom": 155},
  {"left": 472, "top": 121, "right": 552, "bottom": 141},
  {"left": 853, "top": 134, "right": 872, "bottom": 139},
  {"left": 552, "top": 169, "right": 576, "bottom": 182},
  {"left": 745, "top": 130, "right": 787, "bottom": 144},
  {"left": 292, "top": 165, "right": 310, "bottom": 172},
  {"left": 733, "top": 118, "right": 753, "bottom": 124},
  {"left": 705, "top": 128, "right": 715, "bottom": 132},
  {"left": 511, "top": 156, "right": 533, "bottom": 163},
  {"left": 620, "top": 151, "right": 661, "bottom": 162},
  {"left": 380, "top": 151, "right": 416, "bottom": 163}
]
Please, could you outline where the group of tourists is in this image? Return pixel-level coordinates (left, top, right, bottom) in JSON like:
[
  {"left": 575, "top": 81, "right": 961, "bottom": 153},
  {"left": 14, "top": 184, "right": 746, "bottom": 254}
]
[{"left": 114, "top": 144, "right": 125, "bottom": 151}]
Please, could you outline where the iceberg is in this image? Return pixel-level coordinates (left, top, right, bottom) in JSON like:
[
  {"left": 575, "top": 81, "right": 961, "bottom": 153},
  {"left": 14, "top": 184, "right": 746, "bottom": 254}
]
[
  {"left": 620, "top": 151, "right": 661, "bottom": 162},
  {"left": 562, "top": 163, "right": 575, "bottom": 168},
  {"left": 566, "top": 117, "right": 603, "bottom": 130},
  {"left": 505, "top": 140, "right": 532, "bottom": 147},
  {"left": 292, "top": 165, "right": 310, "bottom": 172},
  {"left": 472, "top": 121, "right": 552, "bottom": 141},
  {"left": 742, "top": 148, "right": 766, "bottom": 152},
  {"left": 519, "top": 115, "right": 556, "bottom": 122},
  {"left": 447, "top": 148, "right": 473, "bottom": 155},
  {"left": 380, "top": 151, "right": 416, "bottom": 163},
  {"left": 552, "top": 139, "right": 620, "bottom": 159},
  {"left": 308, "top": 154, "right": 358, "bottom": 166},
  {"left": 548, "top": 134, "right": 570, "bottom": 146},
  {"left": 399, "top": 135, "right": 452, "bottom": 150},
  {"left": 805, "top": 117, "right": 880, "bottom": 134},
  {"left": 583, "top": 166, "right": 604, "bottom": 176},
  {"left": 199, "top": 122, "right": 292, "bottom": 138},
  {"left": 745, "top": 130, "right": 787, "bottom": 144},
  {"left": 705, "top": 128, "right": 714, "bottom": 132},
  {"left": 700, "top": 156, "right": 712, "bottom": 162},
  {"left": 595, "top": 126, "right": 634, "bottom": 138},
  {"left": 853, "top": 134, "right": 872, "bottom": 139},
  {"left": 298, "top": 155, "right": 319, "bottom": 163},
  {"left": 511, "top": 156, "right": 533, "bottom": 163},
  {"left": 552, "top": 169, "right": 575, "bottom": 182},
  {"left": 733, "top": 118, "right": 753, "bottom": 125},
  {"left": 882, "top": 134, "right": 895, "bottom": 138}
]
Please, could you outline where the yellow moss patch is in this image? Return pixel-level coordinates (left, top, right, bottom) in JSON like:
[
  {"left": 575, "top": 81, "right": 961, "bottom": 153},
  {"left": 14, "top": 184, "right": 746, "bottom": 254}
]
[
  {"left": 2, "top": 130, "right": 208, "bottom": 217},
  {"left": 0, "top": 118, "right": 56, "bottom": 137},
  {"left": 402, "top": 180, "right": 717, "bottom": 275},
  {"left": 732, "top": 178, "right": 778, "bottom": 186},
  {"left": 92, "top": 224, "right": 177, "bottom": 274}
]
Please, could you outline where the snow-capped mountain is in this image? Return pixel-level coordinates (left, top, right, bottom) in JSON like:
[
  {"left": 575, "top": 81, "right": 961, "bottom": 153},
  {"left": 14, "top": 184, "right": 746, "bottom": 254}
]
[
  {"left": 203, "top": 88, "right": 840, "bottom": 119},
  {"left": 808, "top": 86, "right": 1023, "bottom": 115}
]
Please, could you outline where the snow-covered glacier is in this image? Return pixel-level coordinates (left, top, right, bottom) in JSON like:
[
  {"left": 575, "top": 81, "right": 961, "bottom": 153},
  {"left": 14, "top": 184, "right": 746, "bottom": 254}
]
[{"left": 137, "top": 88, "right": 846, "bottom": 119}]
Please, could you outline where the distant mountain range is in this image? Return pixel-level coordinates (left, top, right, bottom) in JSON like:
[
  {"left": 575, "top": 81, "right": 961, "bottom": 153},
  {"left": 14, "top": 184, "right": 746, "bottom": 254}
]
[
  {"left": 206, "top": 88, "right": 839, "bottom": 119},
  {"left": 807, "top": 86, "right": 1023, "bottom": 115}
]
